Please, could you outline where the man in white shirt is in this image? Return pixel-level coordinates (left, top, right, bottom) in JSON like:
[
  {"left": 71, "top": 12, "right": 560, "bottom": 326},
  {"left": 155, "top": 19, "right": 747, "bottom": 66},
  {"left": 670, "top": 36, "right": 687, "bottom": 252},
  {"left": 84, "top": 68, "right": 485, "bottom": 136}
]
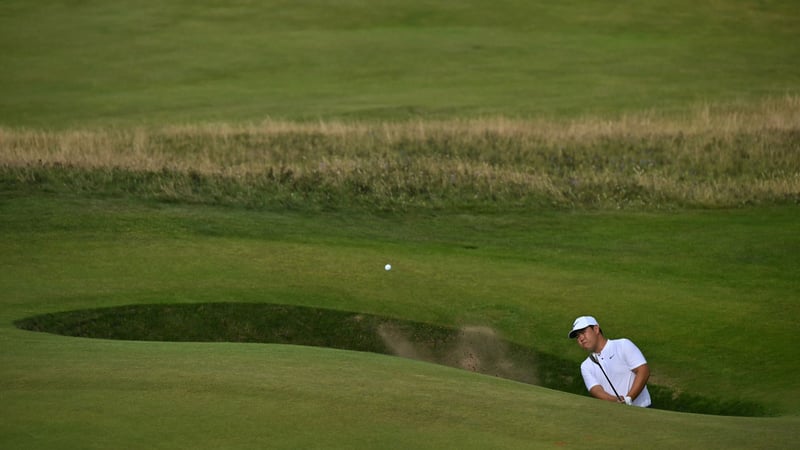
[{"left": 568, "top": 316, "right": 652, "bottom": 407}]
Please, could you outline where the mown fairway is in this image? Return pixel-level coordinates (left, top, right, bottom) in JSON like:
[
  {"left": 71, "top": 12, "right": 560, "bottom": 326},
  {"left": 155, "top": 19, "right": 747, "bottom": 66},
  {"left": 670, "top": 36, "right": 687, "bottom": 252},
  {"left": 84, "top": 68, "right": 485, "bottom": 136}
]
[
  {"left": 2, "top": 0, "right": 800, "bottom": 448},
  {"left": 1, "top": 0, "right": 799, "bottom": 127}
]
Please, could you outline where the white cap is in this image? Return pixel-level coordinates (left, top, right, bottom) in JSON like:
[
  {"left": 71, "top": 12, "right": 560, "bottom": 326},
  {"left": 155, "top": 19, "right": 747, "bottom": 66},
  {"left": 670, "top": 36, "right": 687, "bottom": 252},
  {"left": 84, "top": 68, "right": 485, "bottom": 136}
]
[{"left": 568, "top": 316, "right": 599, "bottom": 338}]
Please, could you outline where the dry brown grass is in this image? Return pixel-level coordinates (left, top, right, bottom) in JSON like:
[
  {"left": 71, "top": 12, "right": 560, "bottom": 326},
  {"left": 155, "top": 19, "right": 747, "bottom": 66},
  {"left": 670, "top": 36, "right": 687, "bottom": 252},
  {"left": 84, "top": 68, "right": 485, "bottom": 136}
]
[{"left": 2, "top": 96, "right": 798, "bottom": 210}]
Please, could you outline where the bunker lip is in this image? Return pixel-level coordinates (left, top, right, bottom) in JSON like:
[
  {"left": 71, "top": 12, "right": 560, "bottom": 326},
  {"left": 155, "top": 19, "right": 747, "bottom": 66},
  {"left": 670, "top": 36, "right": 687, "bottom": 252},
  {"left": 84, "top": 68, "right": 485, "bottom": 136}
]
[
  {"left": 13, "top": 302, "right": 539, "bottom": 385},
  {"left": 13, "top": 302, "right": 770, "bottom": 417}
]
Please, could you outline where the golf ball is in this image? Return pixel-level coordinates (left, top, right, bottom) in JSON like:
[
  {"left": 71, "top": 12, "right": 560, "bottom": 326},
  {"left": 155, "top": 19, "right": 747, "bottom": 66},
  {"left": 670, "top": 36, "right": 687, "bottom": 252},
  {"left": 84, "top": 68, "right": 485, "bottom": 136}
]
[{"left": 384, "top": 264, "right": 392, "bottom": 271}]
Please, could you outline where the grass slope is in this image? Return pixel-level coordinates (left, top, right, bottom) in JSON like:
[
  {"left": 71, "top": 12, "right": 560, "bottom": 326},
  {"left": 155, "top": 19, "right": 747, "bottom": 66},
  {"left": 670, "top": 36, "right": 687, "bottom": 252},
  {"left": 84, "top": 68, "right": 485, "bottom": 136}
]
[
  {"left": 1, "top": 0, "right": 799, "bottom": 127},
  {"left": 3, "top": 336, "right": 798, "bottom": 449}
]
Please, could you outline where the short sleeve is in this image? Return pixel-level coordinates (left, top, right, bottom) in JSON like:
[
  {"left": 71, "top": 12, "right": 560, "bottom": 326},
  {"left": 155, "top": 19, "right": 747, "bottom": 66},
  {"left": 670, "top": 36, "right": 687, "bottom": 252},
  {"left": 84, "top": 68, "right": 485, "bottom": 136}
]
[
  {"left": 580, "top": 359, "right": 601, "bottom": 391},
  {"left": 618, "top": 338, "right": 647, "bottom": 369}
]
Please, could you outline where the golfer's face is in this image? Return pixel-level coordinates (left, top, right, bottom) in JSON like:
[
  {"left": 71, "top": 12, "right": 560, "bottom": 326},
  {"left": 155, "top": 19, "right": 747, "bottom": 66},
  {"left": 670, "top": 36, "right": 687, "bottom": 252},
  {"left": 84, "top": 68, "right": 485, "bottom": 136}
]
[{"left": 575, "top": 326, "right": 598, "bottom": 351}]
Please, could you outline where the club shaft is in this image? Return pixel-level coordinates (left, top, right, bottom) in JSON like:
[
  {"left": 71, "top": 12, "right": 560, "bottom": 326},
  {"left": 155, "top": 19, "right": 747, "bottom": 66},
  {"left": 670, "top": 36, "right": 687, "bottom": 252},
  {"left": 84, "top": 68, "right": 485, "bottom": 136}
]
[{"left": 591, "top": 354, "right": 621, "bottom": 399}]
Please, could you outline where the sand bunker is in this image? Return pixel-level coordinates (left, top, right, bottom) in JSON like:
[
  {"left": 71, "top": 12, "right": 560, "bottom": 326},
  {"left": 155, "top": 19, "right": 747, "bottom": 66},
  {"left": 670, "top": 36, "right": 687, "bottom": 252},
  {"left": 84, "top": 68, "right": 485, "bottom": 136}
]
[
  {"left": 13, "top": 302, "right": 771, "bottom": 416},
  {"left": 378, "top": 323, "right": 537, "bottom": 384}
]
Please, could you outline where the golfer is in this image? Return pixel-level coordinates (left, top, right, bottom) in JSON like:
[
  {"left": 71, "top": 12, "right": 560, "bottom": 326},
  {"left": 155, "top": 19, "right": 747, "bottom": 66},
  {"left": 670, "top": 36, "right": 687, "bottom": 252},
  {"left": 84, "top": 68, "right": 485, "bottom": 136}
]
[{"left": 568, "top": 316, "right": 651, "bottom": 407}]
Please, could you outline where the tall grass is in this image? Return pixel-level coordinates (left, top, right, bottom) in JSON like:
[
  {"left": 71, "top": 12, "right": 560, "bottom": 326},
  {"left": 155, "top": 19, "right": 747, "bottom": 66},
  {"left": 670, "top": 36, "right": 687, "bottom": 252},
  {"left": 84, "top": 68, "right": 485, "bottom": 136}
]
[{"left": 2, "top": 97, "right": 798, "bottom": 210}]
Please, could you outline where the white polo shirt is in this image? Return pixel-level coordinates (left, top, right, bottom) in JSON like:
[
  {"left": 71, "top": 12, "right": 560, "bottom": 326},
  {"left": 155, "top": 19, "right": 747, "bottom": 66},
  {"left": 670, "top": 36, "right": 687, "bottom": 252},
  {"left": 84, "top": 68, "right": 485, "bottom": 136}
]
[{"left": 580, "top": 338, "right": 651, "bottom": 407}]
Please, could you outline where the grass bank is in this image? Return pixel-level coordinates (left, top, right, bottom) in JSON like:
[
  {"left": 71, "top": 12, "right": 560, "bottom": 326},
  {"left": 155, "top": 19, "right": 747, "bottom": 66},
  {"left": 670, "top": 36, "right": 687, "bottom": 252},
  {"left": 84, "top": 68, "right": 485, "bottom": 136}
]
[{"left": 14, "top": 302, "right": 770, "bottom": 417}]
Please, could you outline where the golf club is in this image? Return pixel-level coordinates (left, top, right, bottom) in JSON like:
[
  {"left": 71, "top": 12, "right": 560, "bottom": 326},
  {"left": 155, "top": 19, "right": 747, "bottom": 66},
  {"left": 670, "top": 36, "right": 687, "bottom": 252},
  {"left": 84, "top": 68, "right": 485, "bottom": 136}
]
[{"left": 589, "top": 353, "right": 623, "bottom": 401}]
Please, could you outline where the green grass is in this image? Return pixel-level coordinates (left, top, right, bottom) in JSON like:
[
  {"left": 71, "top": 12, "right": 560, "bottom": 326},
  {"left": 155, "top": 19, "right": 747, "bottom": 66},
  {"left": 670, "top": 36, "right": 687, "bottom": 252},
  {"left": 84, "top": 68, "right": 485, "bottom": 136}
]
[
  {"left": 2, "top": 195, "right": 799, "bottom": 441},
  {"left": 4, "top": 335, "right": 797, "bottom": 449},
  {"left": 1, "top": 0, "right": 799, "bottom": 127},
  {"left": 2, "top": 0, "right": 799, "bottom": 447}
]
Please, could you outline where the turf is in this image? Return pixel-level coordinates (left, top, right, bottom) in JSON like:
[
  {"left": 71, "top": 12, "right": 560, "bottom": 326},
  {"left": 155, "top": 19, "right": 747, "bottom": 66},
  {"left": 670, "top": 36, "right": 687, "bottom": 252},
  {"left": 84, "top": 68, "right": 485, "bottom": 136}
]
[
  {"left": 3, "top": 336, "right": 797, "bottom": 449},
  {"left": 2, "top": 195, "right": 800, "bottom": 447},
  {"left": 1, "top": 0, "right": 799, "bottom": 127}
]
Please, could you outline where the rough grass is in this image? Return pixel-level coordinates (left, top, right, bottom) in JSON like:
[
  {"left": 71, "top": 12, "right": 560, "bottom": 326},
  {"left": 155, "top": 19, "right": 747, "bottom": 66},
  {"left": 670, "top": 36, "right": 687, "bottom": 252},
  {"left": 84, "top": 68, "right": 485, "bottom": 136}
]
[{"left": 2, "top": 97, "right": 798, "bottom": 211}]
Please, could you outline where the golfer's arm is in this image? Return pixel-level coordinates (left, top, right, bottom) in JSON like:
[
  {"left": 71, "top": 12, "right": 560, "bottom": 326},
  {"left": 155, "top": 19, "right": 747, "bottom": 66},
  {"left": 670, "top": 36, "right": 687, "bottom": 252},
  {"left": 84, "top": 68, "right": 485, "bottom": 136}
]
[
  {"left": 627, "top": 364, "right": 650, "bottom": 400},
  {"left": 589, "top": 385, "right": 619, "bottom": 402}
]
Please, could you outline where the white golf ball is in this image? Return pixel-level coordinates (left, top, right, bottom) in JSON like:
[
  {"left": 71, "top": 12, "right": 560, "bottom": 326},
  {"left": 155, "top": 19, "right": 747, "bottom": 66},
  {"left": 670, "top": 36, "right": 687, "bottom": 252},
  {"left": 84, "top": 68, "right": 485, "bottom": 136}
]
[{"left": 384, "top": 264, "right": 392, "bottom": 271}]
